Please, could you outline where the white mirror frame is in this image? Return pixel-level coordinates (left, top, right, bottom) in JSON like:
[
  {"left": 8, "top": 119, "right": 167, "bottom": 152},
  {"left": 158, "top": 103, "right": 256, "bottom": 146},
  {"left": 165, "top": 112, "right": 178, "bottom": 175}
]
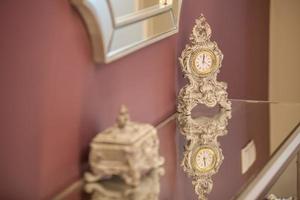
[{"left": 70, "top": 0, "right": 182, "bottom": 63}]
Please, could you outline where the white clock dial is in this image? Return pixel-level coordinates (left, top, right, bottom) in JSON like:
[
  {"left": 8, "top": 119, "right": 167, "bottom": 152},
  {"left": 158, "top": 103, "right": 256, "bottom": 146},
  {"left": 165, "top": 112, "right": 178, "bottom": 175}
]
[
  {"left": 194, "top": 52, "right": 213, "bottom": 74},
  {"left": 194, "top": 148, "right": 216, "bottom": 172}
]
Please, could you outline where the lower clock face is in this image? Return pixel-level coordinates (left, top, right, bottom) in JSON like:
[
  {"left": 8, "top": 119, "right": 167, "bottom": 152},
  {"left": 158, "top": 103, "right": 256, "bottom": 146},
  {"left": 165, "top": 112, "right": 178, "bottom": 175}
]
[
  {"left": 191, "top": 49, "right": 218, "bottom": 76},
  {"left": 193, "top": 147, "right": 218, "bottom": 173}
]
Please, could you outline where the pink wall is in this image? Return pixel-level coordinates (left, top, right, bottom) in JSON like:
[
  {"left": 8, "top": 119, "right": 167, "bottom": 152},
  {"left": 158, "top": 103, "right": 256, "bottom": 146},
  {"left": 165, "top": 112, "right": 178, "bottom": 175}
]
[{"left": 0, "top": 0, "right": 269, "bottom": 199}]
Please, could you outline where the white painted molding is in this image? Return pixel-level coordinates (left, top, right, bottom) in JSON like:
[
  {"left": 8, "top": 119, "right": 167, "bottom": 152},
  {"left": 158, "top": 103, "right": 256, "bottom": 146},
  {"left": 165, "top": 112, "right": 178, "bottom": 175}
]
[{"left": 70, "top": 0, "right": 182, "bottom": 63}]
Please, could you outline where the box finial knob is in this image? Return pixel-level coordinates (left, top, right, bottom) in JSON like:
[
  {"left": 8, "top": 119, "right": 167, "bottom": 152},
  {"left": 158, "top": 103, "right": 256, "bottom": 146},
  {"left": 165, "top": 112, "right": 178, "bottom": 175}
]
[{"left": 117, "top": 105, "right": 130, "bottom": 129}]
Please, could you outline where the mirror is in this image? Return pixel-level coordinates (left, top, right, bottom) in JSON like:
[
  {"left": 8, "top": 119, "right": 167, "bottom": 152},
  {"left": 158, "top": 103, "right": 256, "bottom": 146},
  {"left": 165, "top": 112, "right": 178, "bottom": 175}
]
[{"left": 70, "top": 0, "right": 182, "bottom": 63}]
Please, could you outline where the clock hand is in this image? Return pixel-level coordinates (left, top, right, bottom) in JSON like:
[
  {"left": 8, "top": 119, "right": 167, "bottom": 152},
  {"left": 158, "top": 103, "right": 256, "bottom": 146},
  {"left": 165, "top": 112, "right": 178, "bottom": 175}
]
[
  {"left": 202, "top": 54, "right": 205, "bottom": 64},
  {"left": 203, "top": 157, "right": 207, "bottom": 167}
]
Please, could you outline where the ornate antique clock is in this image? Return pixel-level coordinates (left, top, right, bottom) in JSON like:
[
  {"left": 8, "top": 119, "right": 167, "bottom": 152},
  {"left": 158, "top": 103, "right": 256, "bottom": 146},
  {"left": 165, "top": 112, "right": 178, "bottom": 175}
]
[{"left": 177, "top": 14, "right": 232, "bottom": 200}]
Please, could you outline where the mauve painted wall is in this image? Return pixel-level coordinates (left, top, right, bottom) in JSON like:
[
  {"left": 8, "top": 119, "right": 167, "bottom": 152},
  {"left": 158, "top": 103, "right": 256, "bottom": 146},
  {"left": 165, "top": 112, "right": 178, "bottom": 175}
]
[{"left": 0, "top": 0, "right": 269, "bottom": 199}]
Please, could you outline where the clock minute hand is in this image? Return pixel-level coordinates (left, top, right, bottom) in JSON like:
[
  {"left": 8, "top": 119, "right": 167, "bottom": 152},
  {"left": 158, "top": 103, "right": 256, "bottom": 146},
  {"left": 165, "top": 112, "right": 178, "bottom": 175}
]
[
  {"left": 203, "top": 157, "right": 207, "bottom": 167},
  {"left": 202, "top": 54, "right": 205, "bottom": 64}
]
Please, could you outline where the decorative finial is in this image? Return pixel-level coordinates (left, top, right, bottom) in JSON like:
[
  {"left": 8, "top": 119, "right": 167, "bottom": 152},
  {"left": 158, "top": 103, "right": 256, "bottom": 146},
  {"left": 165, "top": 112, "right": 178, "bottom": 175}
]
[
  {"left": 190, "top": 14, "right": 212, "bottom": 44},
  {"left": 116, "top": 105, "right": 130, "bottom": 129}
]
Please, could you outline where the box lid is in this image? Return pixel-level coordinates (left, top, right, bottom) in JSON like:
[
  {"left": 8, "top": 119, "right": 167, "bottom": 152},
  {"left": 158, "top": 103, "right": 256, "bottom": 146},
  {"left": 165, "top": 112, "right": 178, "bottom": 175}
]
[{"left": 92, "top": 105, "right": 154, "bottom": 145}]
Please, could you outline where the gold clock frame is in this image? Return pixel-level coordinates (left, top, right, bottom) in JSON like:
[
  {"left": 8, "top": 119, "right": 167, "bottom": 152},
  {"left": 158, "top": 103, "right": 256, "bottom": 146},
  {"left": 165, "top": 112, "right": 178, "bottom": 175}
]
[
  {"left": 190, "top": 49, "right": 219, "bottom": 77},
  {"left": 191, "top": 146, "right": 220, "bottom": 174}
]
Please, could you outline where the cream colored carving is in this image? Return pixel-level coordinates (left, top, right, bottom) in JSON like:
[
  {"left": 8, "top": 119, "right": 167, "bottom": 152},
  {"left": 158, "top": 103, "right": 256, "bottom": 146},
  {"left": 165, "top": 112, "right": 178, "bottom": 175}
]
[
  {"left": 177, "top": 14, "right": 232, "bottom": 200},
  {"left": 177, "top": 14, "right": 231, "bottom": 115},
  {"left": 85, "top": 105, "right": 164, "bottom": 186},
  {"left": 266, "top": 194, "right": 295, "bottom": 200},
  {"left": 180, "top": 110, "right": 231, "bottom": 200},
  {"left": 85, "top": 167, "right": 164, "bottom": 200}
]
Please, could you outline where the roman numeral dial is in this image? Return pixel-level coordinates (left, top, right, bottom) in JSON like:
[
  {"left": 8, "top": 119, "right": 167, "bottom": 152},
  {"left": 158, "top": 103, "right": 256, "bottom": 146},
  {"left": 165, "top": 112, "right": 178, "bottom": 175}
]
[{"left": 190, "top": 49, "right": 218, "bottom": 77}]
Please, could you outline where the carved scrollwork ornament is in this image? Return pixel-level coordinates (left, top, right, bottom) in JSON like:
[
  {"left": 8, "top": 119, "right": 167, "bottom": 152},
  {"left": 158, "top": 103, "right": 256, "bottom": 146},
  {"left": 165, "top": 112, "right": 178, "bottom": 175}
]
[
  {"left": 177, "top": 14, "right": 231, "bottom": 114},
  {"left": 177, "top": 14, "right": 232, "bottom": 200},
  {"left": 180, "top": 110, "right": 231, "bottom": 200}
]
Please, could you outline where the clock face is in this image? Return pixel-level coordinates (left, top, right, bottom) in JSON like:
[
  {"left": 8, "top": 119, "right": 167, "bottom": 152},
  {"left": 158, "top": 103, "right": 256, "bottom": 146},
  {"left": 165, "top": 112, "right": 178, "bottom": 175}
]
[
  {"left": 193, "top": 147, "right": 218, "bottom": 173},
  {"left": 195, "top": 52, "right": 213, "bottom": 73},
  {"left": 190, "top": 49, "right": 218, "bottom": 77}
]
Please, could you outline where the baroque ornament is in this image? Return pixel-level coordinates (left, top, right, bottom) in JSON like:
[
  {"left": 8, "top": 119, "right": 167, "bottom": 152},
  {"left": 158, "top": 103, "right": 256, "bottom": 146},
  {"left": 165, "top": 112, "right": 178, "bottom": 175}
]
[
  {"left": 180, "top": 110, "right": 231, "bottom": 200},
  {"left": 177, "top": 14, "right": 232, "bottom": 200},
  {"left": 177, "top": 14, "right": 231, "bottom": 115}
]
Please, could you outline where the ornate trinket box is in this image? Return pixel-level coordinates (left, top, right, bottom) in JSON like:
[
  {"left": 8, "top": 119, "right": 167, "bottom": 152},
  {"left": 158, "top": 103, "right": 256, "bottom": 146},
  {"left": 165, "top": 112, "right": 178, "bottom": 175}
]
[{"left": 85, "top": 105, "right": 164, "bottom": 186}]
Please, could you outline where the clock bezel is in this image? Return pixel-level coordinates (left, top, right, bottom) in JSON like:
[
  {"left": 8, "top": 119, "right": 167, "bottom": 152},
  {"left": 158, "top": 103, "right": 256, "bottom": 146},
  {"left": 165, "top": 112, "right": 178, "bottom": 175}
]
[
  {"left": 191, "top": 146, "right": 220, "bottom": 174},
  {"left": 190, "top": 48, "right": 219, "bottom": 77}
]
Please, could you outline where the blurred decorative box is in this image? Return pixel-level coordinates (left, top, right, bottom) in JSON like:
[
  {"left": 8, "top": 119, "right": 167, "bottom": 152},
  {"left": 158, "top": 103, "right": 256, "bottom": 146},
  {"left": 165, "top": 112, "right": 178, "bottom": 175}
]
[
  {"left": 85, "top": 105, "right": 164, "bottom": 186},
  {"left": 85, "top": 167, "right": 164, "bottom": 200}
]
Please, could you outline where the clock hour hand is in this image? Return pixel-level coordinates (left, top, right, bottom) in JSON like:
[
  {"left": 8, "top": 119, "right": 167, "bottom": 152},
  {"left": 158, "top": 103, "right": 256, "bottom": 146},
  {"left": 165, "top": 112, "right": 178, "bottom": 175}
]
[{"left": 202, "top": 54, "right": 205, "bottom": 64}]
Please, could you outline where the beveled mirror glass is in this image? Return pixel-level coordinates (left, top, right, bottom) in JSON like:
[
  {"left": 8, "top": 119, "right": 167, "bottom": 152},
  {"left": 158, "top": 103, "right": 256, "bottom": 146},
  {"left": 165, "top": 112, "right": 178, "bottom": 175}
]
[{"left": 70, "top": 0, "right": 182, "bottom": 63}]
